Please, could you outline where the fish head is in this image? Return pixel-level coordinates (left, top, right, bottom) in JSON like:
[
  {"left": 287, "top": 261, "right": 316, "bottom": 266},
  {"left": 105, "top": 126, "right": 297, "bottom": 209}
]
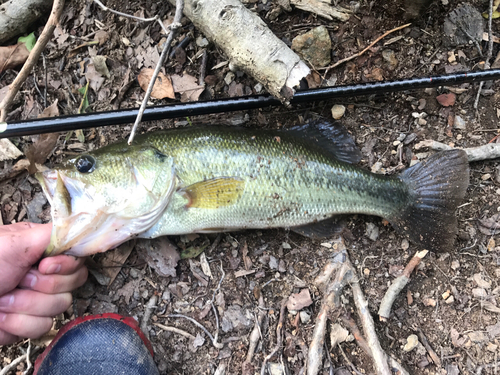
[{"left": 37, "top": 144, "right": 176, "bottom": 257}]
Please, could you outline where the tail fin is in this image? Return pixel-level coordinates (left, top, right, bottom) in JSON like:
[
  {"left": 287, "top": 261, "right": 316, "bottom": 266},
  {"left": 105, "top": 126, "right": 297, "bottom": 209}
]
[{"left": 389, "top": 150, "right": 469, "bottom": 252}]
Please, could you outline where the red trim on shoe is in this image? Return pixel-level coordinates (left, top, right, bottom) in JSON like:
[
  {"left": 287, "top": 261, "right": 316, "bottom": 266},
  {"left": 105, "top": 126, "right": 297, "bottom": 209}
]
[{"left": 33, "top": 313, "right": 154, "bottom": 374}]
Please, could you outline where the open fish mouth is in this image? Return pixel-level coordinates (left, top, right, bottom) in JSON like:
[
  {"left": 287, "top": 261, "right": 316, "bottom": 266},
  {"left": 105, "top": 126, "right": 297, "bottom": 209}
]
[{"left": 36, "top": 158, "right": 176, "bottom": 257}]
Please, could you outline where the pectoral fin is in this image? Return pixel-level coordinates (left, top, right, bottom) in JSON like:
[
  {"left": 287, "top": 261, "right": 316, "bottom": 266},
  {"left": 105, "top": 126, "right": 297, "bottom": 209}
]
[{"left": 181, "top": 177, "right": 245, "bottom": 209}]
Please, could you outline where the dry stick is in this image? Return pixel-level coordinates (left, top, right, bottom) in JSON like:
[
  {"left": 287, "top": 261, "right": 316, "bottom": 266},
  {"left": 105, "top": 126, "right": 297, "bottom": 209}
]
[
  {"left": 260, "top": 298, "right": 288, "bottom": 375},
  {"left": 168, "top": 313, "right": 223, "bottom": 348},
  {"left": 378, "top": 250, "right": 428, "bottom": 321},
  {"left": 320, "top": 23, "right": 411, "bottom": 72},
  {"left": 243, "top": 293, "right": 266, "bottom": 371},
  {"left": 474, "top": 0, "right": 494, "bottom": 109},
  {"left": 0, "top": 0, "right": 65, "bottom": 122},
  {"left": 0, "top": 354, "right": 27, "bottom": 375},
  {"left": 345, "top": 257, "right": 392, "bottom": 375},
  {"left": 128, "top": 0, "right": 184, "bottom": 145},
  {"left": 140, "top": 295, "right": 158, "bottom": 339},
  {"left": 341, "top": 316, "right": 409, "bottom": 375},
  {"left": 153, "top": 322, "right": 196, "bottom": 340},
  {"left": 307, "top": 248, "right": 352, "bottom": 375},
  {"left": 415, "top": 140, "right": 500, "bottom": 162},
  {"left": 416, "top": 328, "right": 442, "bottom": 368}
]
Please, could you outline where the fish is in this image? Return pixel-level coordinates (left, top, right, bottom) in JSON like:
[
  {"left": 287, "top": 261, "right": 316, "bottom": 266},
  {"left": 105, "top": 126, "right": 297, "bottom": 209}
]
[{"left": 36, "top": 122, "right": 469, "bottom": 257}]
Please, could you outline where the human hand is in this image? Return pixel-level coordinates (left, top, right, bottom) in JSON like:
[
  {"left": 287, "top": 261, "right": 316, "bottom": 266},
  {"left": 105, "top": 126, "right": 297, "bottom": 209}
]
[{"left": 0, "top": 222, "right": 88, "bottom": 345}]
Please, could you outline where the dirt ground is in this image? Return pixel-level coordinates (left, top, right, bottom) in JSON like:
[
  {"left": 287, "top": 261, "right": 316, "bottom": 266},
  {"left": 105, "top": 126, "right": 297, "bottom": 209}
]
[{"left": 1, "top": 0, "right": 500, "bottom": 374}]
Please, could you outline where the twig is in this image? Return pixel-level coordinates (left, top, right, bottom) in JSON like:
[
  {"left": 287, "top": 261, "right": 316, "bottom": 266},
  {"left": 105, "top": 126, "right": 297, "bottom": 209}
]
[
  {"left": 168, "top": 313, "right": 223, "bottom": 348},
  {"left": 378, "top": 250, "right": 428, "bottom": 321},
  {"left": 0, "top": 354, "right": 27, "bottom": 375},
  {"left": 199, "top": 49, "right": 208, "bottom": 86},
  {"left": 474, "top": 0, "right": 494, "bottom": 109},
  {"left": 338, "top": 343, "right": 364, "bottom": 375},
  {"left": 415, "top": 140, "right": 500, "bottom": 162},
  {"left": 308, "top": 245, "right": 352, "bottom": 375},
  {"left": 321, "top": 23, "right": 411, "bottom": 72},
  {"left": 261, "top": 298, "right": 287, "bottom": 375},
  {"left": 153, "top": 322, "right": 196, "bottom": 340},
  {"left": 128, "top": 0, "right": 184, "bottom": 145},
  {"left": 416, "top": 328, "right": 442, "bottom": 368},
  {"left": 0, "top": 0, "right": 65, "bottom": 122},
  {"left": 22, "top": 340, "right": 32, "bottom": 375},
  {"left": 243, "top": 293, "right": 266, "bottom": 374},
  {"left": 346, "top": 257, "right": 392, "bottom": 375},
  {"left": 141, "top": 295, "right": 158, "bottom": 339}
]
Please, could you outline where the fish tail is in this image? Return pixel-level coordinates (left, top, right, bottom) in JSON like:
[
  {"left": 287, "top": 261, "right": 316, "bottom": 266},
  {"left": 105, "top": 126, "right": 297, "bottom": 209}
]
[{"left": 389, "top": 150, "right": 469, "bottom": 252}]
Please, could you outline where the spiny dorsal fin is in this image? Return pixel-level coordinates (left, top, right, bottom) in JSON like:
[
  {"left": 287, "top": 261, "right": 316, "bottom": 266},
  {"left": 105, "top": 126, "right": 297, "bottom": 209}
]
[
  {"left": 286, "top": 120, "right": 362, "bottom": 164},
  {"left": 181, "top": 177, "right": 245, "bottom": 209}
]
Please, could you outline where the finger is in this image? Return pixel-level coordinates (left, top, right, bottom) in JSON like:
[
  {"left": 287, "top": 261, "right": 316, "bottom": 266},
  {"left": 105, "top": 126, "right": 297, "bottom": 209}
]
[
  {"left": 0, "top": 222, "right": 39, "bottom": 233},
  {"left": 0, "top": 223, "right": 52, "bottom": 295},
  {"left": 0, "top": 312, "right": 53, "bottom": 339},
  {"left": 0, "top": 290, "right": 72, "bottom": 316},
  {"left": 38, "top": 254, "right": 86, "bottom": 276},
  {"left": 18, "top": 267, "right": 88, "bottom": 294},
  {"left": 0, "top": 328, "right": 20, "bottom": 346}
]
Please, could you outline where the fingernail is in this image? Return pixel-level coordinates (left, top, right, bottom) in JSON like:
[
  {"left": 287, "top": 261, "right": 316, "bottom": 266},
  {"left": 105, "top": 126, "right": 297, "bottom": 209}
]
[
  {"left": 0, "top": 295, "right": 14, "bottom": 308},
  {"left": 20, "top": 272, "right": 37, "bottom": 288},
  {"left": 46, "top": 264, "right": 61, "bottom": 274}
]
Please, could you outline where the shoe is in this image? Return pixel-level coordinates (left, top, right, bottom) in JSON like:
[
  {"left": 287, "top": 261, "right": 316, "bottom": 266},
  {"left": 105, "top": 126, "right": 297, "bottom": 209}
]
[{"left": 34, "top": 313, "right": 160, "bottom": 375}]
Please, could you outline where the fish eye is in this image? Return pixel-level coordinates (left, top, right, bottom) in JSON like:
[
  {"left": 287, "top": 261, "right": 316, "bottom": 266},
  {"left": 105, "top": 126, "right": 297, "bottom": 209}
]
[{"left": 75, "top": 155, "right": 96, "bottom": 173}]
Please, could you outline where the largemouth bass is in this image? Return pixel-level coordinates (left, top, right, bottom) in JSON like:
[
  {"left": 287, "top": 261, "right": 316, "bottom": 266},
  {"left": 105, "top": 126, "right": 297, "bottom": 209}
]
[{"left": 37, "top": 123, "right": 469, "bottom": 257}]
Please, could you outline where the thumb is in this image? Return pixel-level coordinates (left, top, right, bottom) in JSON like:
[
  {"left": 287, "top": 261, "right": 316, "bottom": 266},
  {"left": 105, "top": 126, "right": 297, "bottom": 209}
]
[{"left": 0, "top": 223, "right": 52, "bottom": 295}]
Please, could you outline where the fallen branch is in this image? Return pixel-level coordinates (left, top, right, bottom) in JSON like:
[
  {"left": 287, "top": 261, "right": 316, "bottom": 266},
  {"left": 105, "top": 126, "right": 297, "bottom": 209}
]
[
  {"left": 415, "top": 140, "right": 500, "bottom": 162},
  {"left": 0, "top": 0, "right": 52, "bottom": 44},
  {"left": 260, "top": 298, "right": 287, "bottom": 375},
  {"left": 168, "top": 313, "right": 223, "bottom": 349},
  {"left": 321, "top": 23, "right": 411, "bottom": 71},
  {"left": 0, "top": 354, "right": 27, "bottom": 375},
  {"left": 0, "top": 0, "right": 64, "bottom": 122},
  {"left": 140, "top": 295, "right": 158, "bottom": 339},
  {"left": 242, "top": 292, "right": 266, "bottom": 375},
  {"left": 378, "top": 250, "right": 428, "bottom": 321},
  {"left": 416, "top": 328, "right": 442, "bottom": 368}
]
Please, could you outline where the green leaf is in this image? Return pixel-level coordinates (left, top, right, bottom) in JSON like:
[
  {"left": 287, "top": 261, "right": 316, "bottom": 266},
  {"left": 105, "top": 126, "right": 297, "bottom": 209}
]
[
  {"left": 77, "top": 82, "right": 90, "bottom": 114},
  {"left": 18, "top": 33, "right": 36, "bottom": 51},
  {"left": 180, "top": 242, "right": 209, "bottom": 259}
]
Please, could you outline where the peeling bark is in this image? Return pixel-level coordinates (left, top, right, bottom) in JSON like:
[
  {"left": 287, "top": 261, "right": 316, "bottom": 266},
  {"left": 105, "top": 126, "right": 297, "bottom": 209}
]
[{"left": 169, "top": 0, "right": 310, "bottom": 102}]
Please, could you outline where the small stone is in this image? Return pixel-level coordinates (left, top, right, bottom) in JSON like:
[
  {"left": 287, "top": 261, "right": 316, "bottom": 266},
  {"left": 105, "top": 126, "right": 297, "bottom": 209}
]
[
  {"left": 417, "top": 98, "right": 426, "bottom": 110},
  {"left": 442, "top": 290, "right": 451, "bottom": 300},
  {"left": 254, "top": 83, "right": 263, "bottom": 93},
  {"left": 418, "top": 118, "right": 427, "bottom": 126},
  {"left": 320, "top": 242, "right": 332, "bottom": 248},
  {"left": 365, "top": 222, "right": 379, "bottom": 241},
  {"left": 196, "top": 36, "right": 209, "bottom": 47},
  {"left": 282, "top": 242, "right": 291, "bottom": 249},
  {"left": 371, "top": 161, "right": 383, "bottom": 173},
  {"left": 403, "top": 334, "right": 419, "bottom": 352},
  {"left": 445, "top": 295, "right": 455, "bottom": 304},
  {"left": 291, "top": 26, "right": 332, "bottom": 67},
  {"left": 269, "top": 256, "right": 278, "bottom": 270},
  {"left": 486, "top": 342, "right": 498, "bottom": 352},
  {"left": 224, "top": 72, "right": 235, "bottom": 85},
  {"left": 423, "top": 298, "right": 436, "bottom": 307},
  {"left": 436, "top": 93, "right": 456, "bottom": 107},
  {"left": 331, "top": 104, "right": 346, "bottom": 120},
  {"left": 393, "top": 140, "right": 401, "bottom": 146},
  {"left": 454, "top": 115, "right": 466, "bottom": 129},
  {"left": 468, "top": 331, "right": 488, "bottom": 343},
  {"left": 382, "top": 49, "right": 398, "bottom": 70},
  {"left": 299, "top": 310, "right": 311, "bottom": 324},
  {"left": 129, "top": 268, "right": 140, "bottom": 278},
  {"left": 481, "top": 173, "right": 491, "bottom": 181},
  {"left": 487, "top": 238, "right": 496, "bottom": 252},
  {"left": 363, "top": 268, "right": 370, "bottom": 276},
  {"left": 448, "top": 51, "right": 456, "bottom": 63},
  {"left": 401, "top": 239, "right": 410, "bottom": 250}
]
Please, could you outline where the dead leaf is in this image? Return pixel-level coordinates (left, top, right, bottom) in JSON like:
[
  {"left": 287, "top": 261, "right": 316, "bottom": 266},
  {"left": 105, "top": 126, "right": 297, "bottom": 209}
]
[
  {"left": 286, "top": 288, "right": 313, "bottom": 311},
  {"left": 38, "top": 99, "right": 60, "bottom": 118},
  {"left": 234, "top": 269, "right": 255, "bottom": 278},
  {"left": 95, "top": 30, "right": 109, "bottom": 45},
  {"left": 171, "top": 73, "right": 204, "bottom": 102},
  {"left": 192, "top": 333, "right": 205, "bottom": 348},
  {"left": 137, "top": 237, "right": 180, "bottom": 277},
  {"left": 478, "top": 214, "right": 500, "bottom": 235},
  {"left": 115, "top": 278, "right": 141, "bottom": 304},
  {"left": 0, "top": 43, "right": 29, "bottom": 74},
  {"left": 92, "top": 55, "right": 110, "bottom": 78},
  {"left": 137, "top": 68, "right": 175, "bottom": 99},
  {"left": 100, "top": 240, "right": 135, "bottom": 286},
  {"left": 0, "top": 139, "right": 23, "bottom": 161},
  {"left": 436, "top": 93, "right": 456, "bottom": 107},
  {"left": 25, "top": 133, "right": 59, "bottom": 174}
]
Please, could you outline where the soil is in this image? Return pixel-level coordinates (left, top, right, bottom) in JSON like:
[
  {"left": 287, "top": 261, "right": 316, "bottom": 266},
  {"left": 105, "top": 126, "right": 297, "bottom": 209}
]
[{"left": 1, "top": 0, "right": 500, "bottom": 374}]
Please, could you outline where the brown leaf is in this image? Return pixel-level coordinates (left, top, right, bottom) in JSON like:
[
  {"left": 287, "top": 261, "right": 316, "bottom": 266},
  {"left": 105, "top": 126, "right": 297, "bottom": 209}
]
[
  {"left": 436, "top": 93, "right": 456, "bottom": 107},
  {"left": 137, "top": 237, "right": 180, "bottom": 277},
  {"left": 137, "top": 68, "right": 175, "bottom": 99},
  {"left": 38, "top": 99, "right": 60, "bottom": 119},
  {"left": 0, "top": 43, "right": 29, "bottom": 74},
  {"left": 171, "top": 73, "right": 204, "bottom": 102},
  {"left": 99, "top": 240, "right": 135, "bottom": 286}
]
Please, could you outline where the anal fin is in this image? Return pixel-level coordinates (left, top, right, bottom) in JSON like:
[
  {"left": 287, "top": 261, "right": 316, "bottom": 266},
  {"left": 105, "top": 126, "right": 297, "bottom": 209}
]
[
  {"left": 181, "top": 177, "right": 245, "bottom": 209},
  {"left": 290, "top": 215, "right": 346, "bottom": 239}
]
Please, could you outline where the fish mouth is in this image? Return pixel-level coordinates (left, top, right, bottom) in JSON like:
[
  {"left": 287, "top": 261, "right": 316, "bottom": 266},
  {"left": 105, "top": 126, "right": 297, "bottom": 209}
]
[{"left": 36, "top": 163, "right": 176, "bottom": 257}]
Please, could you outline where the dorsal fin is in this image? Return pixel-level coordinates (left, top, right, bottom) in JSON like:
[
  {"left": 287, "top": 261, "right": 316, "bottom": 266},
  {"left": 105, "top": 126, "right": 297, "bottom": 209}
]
[{"left": 286, "top": 120, "right": 362, "bottom": 164}]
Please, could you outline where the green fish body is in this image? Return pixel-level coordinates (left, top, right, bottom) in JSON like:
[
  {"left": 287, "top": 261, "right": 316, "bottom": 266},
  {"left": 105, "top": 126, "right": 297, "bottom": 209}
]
[{"left": 37, "top": 123, "right": 469, "bottom": 257}]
